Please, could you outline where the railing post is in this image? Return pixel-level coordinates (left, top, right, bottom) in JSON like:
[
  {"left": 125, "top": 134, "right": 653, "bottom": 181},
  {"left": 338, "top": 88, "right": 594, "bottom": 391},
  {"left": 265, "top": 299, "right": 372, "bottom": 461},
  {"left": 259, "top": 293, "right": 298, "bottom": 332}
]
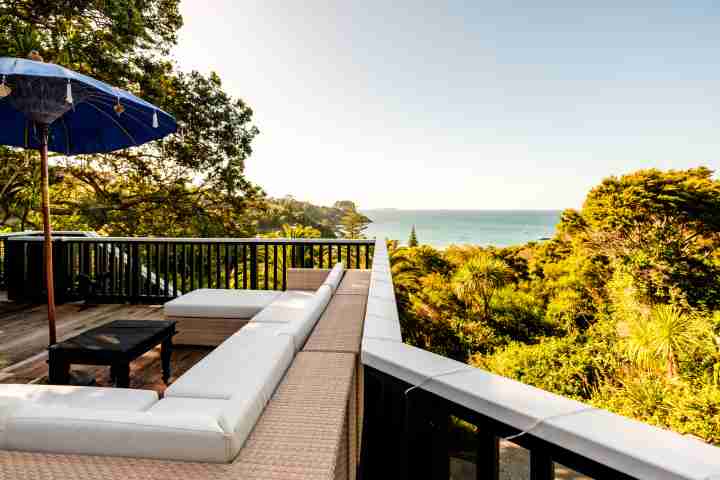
[
  {"left": 360, "top": 368, "right": 412, "bottom": 480},
  {"left": 130, "top": 243, "right": 140, "bottom": 302},
  {"left": 476, "top": 427, "right": 500, "bottom": 480},
  {"left": 530, "top": 450, "right": 554, "bottom": 480},
  {"left": 404, "top": 389, "right": 449, "bottom": 480},
  {"left": 249, "top": 243, "right": 258, "bottom": 290}
]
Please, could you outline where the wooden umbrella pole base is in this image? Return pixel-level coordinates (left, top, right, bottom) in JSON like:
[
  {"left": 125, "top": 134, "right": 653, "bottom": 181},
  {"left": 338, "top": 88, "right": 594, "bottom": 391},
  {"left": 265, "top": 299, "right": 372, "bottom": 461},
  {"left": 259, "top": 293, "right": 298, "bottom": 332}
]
[{"left": 38, "top": 123, "right": 57, "bottom": 345}]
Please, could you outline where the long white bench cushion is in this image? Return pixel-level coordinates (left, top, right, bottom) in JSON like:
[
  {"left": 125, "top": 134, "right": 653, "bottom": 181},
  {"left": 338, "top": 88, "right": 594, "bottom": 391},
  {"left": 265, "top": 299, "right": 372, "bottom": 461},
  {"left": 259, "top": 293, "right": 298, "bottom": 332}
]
[
  {"left": 5, "top": 406, "right": 235, "bottom": 463},
  {"left": 0, "top": 385, "right": 159, "bottom": 450},
  {"left": 323, "top": 262, "right": 344, "bottom": 292},
  {"left": 0, "top": 384, "right": 158, "bottom": 411},
  {"left": 150, "top": 396, "right": 259, "bottom": 460},
  {"left": 163, "top": 289, "right": 282, "bottom": 318},
  {"left": 164, "top": 331, "right": 293, "bottom": 400},
  {"left": 249, "top": 290, "right": 315, "bottom": 324},
  {"left": 277, "top": 285, "right": 333, "bottom": 351}
]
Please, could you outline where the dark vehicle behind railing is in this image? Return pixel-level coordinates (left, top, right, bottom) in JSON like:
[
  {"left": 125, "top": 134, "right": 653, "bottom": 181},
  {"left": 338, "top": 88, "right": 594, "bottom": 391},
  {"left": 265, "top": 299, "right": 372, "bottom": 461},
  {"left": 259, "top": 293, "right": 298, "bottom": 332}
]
[
  {"left": 5, "top": 235, "right": 374, "bottom": 304},
  {"left": 1, "top": 231, "right": 100, "bottom": 292}
]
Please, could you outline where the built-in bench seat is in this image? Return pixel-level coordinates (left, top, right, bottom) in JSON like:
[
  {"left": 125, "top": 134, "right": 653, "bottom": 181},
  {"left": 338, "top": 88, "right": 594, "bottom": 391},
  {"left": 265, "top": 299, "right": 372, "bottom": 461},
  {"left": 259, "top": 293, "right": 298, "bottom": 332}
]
[
  {"left": 164, "top": 262, "right": 345, "bottom": 347},
  {"left": 0, "top": 263, "right": 346, "bottom": 464},
  {"left": 164, "top": 289, "right": 282, "bottom": 346}
]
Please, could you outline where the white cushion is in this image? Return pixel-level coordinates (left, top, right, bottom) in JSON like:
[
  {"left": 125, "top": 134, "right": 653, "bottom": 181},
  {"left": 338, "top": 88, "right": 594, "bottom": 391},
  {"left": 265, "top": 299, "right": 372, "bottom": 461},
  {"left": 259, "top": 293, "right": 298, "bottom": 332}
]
[
  {"left": 150, "top": 396, "right": 260, "bottom": 456},
  {"left": 276, "top": 285, "right": 333, "bottom": 351},
  {"left": 0, "top": 398, "right": 23, "bottom": 450},
  {"left": 323, "top": 263, "right": 345, "bottom": 292},
  {"left": 5, "top": 405, "right": 235, "bottom": 463},
  {"left": 165, "top": 332, "right": 293, "bottom": 400},
  {"left": 250, "top": 290, "right": 315, "bottom": 324},
  {"left": 0, "top": 384, "right": 158, "bottom": 411},
  {"left": 164, "top": 289, "right": 282, "bottom": 318}
]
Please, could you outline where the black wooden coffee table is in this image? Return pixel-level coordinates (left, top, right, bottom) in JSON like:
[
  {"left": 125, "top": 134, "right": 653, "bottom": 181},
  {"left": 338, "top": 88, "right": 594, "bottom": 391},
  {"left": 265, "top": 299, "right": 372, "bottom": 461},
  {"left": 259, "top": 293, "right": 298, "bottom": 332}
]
[{"left": 48, "top": 320, "right": 177, "bottom": 388}]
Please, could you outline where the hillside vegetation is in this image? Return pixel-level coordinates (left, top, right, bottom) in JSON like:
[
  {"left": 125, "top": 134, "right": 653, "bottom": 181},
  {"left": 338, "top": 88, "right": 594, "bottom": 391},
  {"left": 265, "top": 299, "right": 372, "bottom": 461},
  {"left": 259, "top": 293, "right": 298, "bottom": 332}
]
[{"left": 390, "top": 167, "right": 720, "bottom": 443}]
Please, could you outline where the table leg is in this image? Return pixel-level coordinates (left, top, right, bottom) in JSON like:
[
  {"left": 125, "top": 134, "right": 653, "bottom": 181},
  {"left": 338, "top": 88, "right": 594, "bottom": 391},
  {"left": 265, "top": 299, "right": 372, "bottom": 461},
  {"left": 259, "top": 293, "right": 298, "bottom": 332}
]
[
  {"left": 113, "top": 363, "right": 130, "bottom": 388},
  {"left": 161, "top": 336, "right": 173, "bottom": 384},
  {"left": 48, "top": 354, "right": 70, "bottom": 385}
]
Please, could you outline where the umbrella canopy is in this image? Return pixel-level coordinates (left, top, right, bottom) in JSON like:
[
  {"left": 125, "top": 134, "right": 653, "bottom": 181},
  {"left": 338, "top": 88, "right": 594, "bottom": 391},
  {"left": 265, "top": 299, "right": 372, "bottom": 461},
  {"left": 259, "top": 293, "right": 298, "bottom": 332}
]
[
  {"left": 0, "top": 55, "right": 177, "bottom": 350},
  {"left": 0, "top": 57, "right": 176, "bottom": 154}
]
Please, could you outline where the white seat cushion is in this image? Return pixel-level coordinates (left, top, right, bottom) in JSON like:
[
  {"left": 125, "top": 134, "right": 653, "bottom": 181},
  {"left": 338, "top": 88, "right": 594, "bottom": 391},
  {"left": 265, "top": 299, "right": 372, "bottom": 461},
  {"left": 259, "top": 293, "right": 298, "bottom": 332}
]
[
  {"left": 250, "top": 290, "right": 315, "bottom": 324},
  {"left": 0, "top": 384, "right": 158, "bottom": 411},
  {"left": 165, "top": 332, "right": 293, "bottom": 400},
  {"left": 150, "top": 396, "right": 259, "bottom": 457},
  {"left": 164, "top": 289, "right": 282, "bottom": 318},
  {"left": 0, "top": 384, "right": 159, "bottom": 451},
  {"left": 323, "top": 263, "right": 345, "bottom": 292},
  {"left": 276, "top": 285, "right": 333, "bottom": 351},
  {"left": 5, "top": 405, "right": 235, "bottom": 463}
]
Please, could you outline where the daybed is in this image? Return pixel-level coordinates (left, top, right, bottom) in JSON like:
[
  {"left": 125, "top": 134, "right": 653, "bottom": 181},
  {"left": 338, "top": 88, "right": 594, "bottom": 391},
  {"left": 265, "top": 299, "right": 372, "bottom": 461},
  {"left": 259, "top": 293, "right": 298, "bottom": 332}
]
[{"left": 0, "top": 263, "right": 346, "bottom": 463}]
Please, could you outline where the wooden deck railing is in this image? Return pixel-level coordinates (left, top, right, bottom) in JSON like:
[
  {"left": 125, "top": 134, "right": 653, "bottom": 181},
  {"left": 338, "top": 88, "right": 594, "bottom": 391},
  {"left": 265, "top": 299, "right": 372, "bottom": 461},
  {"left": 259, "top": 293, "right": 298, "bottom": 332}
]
[
  {"left": 359, "top": 238, "right": 720, "bottom": 480},
  {"left": 5, "top": 235, "right": 374, "bottom": 304}
]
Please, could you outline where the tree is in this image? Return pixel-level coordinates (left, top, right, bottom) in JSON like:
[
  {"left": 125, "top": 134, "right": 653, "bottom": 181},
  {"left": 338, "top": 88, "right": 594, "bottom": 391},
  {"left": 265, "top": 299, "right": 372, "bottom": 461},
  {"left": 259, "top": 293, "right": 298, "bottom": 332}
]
[
  {"left": 623, "top": 304, "right": 712, "bottom": 378},
  {"left": 408, "top": 225, "right": 419, "bottom": 247},
  {"left": 452, "top": 253, "right": 511, "bottom": 321},
  {"left": 582, "top": 168, "right": 720, "bottom": 309},
  {"left": 0, "top": 0, "right": 263, "bottom": 237},
  {"left": 339, "top": 209, "right": 370, "bottom": 239}
]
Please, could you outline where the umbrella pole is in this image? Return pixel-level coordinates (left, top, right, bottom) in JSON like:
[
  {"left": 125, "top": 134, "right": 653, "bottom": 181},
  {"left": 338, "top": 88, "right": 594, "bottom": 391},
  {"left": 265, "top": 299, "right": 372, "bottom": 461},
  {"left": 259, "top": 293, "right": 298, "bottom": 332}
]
[{"left": 38, "top": 123, "right": 57, "bottom": 345}]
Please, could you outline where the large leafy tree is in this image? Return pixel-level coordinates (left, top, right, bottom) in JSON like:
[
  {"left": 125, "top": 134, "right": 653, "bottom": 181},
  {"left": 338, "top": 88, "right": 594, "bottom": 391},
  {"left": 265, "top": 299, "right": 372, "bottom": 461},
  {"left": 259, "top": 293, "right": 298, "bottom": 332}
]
[
  {"left": 581, "top": 168, "right": 720, "bottom": 308},
  {"left": 0, "top": 0, "right": 263, "bottom": 236}
]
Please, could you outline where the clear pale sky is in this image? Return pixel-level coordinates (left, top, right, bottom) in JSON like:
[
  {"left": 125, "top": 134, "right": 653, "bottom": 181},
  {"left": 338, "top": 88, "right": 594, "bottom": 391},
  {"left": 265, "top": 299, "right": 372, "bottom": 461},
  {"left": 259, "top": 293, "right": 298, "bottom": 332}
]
[{"left": 174, "top": 1, "right": 719, "bottom": 210}]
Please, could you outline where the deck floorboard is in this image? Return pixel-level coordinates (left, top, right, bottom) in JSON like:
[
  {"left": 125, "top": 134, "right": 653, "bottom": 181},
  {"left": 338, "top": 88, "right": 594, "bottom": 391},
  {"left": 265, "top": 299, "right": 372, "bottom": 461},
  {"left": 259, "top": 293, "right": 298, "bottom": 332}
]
[{"left": 0, "top": 295, "right": 209, "bottom": 394}]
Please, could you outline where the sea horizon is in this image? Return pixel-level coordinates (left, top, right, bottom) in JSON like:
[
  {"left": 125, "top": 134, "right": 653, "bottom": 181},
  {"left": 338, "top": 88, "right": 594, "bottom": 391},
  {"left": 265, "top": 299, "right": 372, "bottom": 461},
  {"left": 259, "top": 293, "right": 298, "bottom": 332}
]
[{"left": 361, "top": 209, "right": 562, "bottom": 249}]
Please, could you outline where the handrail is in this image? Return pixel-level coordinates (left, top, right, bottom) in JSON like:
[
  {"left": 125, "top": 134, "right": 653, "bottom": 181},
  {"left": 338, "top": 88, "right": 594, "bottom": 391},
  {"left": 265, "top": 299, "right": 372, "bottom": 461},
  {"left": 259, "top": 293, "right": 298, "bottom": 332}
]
[
  {"left": 4, "top": 234, "right": 374, "bottom": 304},
  {"left": 8, "top": 236, "right": 374, "bottom": 245},
  {"left": 360, "top": 238, "right": 720, "bottom": 480}
]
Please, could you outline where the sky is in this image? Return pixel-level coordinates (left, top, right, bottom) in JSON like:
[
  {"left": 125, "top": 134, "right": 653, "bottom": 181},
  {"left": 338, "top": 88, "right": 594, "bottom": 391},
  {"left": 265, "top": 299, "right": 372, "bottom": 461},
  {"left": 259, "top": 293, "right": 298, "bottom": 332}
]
[{"left": 174, "top": 1, "right": 720, "bottom": 210}]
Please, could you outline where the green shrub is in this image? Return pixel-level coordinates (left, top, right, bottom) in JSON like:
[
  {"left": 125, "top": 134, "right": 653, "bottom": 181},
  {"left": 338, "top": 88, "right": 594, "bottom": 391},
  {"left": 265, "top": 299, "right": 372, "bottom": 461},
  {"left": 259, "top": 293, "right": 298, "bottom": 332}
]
[
  {"left": 592, "top": 375, "right": 720, "bottom": 445},
  {"left": 473, "top": 334, "right": 616, "bottom": 400}
]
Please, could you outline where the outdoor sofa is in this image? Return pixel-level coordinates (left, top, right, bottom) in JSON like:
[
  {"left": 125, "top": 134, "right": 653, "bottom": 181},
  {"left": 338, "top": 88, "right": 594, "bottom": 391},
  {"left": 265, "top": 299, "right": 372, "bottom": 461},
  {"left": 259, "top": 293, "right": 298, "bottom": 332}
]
[
  {"left": 0, "top": 263, "right": 346, "bottom": 463},
  {"left": 164, "top": 264, "right": 344, "bottom": 346}
]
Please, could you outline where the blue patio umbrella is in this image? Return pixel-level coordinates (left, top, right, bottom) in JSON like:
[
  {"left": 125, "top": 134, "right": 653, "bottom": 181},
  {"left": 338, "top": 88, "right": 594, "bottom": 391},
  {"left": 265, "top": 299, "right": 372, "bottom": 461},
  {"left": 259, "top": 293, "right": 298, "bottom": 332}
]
[{"left": 0, "top": 55, "right": 177, "bottom": 345}]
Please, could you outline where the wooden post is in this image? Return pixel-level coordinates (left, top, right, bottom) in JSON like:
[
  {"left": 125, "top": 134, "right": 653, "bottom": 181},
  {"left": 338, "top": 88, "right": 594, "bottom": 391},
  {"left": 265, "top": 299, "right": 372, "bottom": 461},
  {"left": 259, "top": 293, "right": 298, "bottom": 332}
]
[{"left": 39, "top": 123, "right": 57, "bottom": 345}]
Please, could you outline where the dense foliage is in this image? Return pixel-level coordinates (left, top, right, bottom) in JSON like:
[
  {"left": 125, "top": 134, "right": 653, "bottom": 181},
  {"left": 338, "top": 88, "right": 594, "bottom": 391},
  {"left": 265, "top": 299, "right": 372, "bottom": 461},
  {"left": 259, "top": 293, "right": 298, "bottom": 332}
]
[
  {"left": 392, "top": 168, "right": 720, "bottom": 444},
  {"left": 0, "top": 1, "right": 367, "bottom": 239}
]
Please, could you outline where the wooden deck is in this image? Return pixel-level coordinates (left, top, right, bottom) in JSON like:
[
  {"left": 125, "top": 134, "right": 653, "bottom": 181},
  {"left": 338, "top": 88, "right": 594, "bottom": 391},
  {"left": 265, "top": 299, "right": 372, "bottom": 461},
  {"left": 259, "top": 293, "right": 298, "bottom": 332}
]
[{"left": 0, "top": 294, "right": 210, "bottom": 394}]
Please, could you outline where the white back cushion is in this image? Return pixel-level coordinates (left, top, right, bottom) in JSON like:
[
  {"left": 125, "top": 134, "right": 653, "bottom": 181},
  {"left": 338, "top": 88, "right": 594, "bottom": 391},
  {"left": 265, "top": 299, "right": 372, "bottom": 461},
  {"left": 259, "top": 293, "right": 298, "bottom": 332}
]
[
  {"left": 323, "top": 263, "right": 345, "bottom": 292},
  {"left": 150, "top": 396, "right": 260, "bottom": 456},
  {"left": 165, "top": 332, "right": 293, "bottom": 401},
  {"left": 164, "top": 289, "right": 281, "bottom": 318},
  {"left": 276, "top": 285, "right": 333, "bottom": 351},
  {"left": 250, "top": 290, "right": 314, "bottom": 324},
  {"left": 5, "top": 406, "right": 236, "bottom": 463}
]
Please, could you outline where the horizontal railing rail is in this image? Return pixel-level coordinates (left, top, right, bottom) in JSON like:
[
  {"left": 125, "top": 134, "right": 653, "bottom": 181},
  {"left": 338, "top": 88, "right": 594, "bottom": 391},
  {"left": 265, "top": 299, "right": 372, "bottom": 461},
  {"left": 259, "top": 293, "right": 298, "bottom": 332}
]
[
  {"left": 5, "top": 235, "right": 374, "bottom": 304},
  {"left": 359, "top": 238, "right": 720, "bottom": 480}
]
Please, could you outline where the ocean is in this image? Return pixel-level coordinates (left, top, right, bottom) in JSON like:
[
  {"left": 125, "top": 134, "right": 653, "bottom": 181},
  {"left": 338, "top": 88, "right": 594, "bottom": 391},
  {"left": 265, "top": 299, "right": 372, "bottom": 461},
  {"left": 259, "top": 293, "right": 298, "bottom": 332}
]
[{"left": 361, "top": 209, "right": 562, "bottom": 248}]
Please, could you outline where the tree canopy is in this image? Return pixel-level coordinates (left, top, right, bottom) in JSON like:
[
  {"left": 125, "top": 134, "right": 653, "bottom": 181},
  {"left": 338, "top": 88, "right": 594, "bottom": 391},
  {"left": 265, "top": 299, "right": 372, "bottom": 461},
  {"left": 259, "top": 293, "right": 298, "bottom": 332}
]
[
  {"left": 391, "top": 167, "right": 720, "bottom": 444},
  {"left": 0, "top": 0, "right": 263, "bottom": 237}
]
